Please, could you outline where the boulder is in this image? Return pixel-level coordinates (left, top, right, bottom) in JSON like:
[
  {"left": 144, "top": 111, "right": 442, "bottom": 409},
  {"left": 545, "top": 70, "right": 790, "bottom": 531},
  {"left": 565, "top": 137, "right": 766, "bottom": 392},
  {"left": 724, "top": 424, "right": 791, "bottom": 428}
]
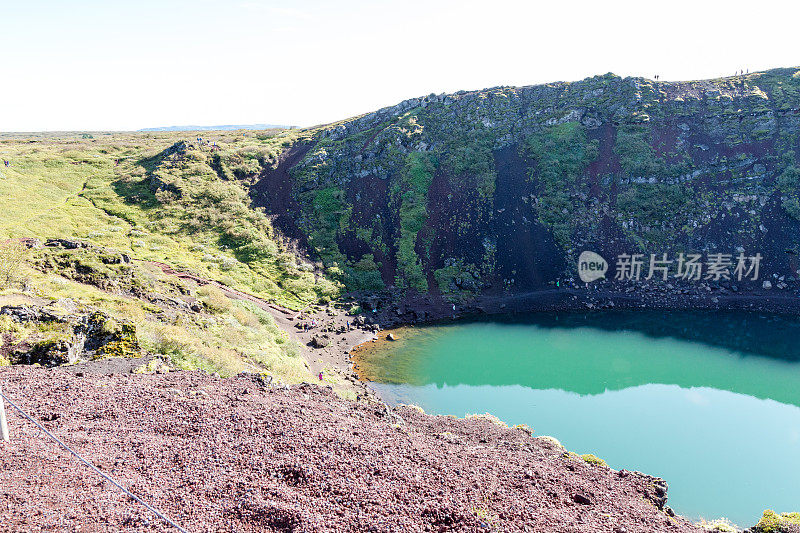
[
  {"left": 572, "top": 494, "right": 592, "bottom": 505},
  {"left": 18, "top": 338, "right": 82, "bottom": 366},
  {"left": 310, "top": 335, "right": 331, "bottom": 349},
  {"left": 44, "top": 238, "right": 88, "bottom": 249},
  {"left": 0, "top": 305, "right": 64, "bottom": 323}
]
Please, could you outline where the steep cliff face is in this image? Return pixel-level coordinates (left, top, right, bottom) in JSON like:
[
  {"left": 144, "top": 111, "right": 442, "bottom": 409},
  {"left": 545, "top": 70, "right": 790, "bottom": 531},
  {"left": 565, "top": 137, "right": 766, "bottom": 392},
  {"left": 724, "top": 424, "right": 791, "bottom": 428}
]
[{"left": 252, "top": 68, "right": 800, "bottom": 300}]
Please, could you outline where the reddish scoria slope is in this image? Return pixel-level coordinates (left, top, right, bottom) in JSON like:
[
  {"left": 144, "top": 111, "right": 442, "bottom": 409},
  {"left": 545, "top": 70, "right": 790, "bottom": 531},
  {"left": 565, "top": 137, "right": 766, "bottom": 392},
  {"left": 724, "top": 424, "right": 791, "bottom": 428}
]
[{"left": 0, "top": 367, "right": 700, "bottom": 532}]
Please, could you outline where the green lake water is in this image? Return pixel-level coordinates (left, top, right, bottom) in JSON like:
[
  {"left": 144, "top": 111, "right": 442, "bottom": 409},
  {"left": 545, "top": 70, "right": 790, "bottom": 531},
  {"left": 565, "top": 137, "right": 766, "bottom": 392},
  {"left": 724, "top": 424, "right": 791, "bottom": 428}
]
[{"left": 355, "top": 311, "right": 800, "bottom": 527}]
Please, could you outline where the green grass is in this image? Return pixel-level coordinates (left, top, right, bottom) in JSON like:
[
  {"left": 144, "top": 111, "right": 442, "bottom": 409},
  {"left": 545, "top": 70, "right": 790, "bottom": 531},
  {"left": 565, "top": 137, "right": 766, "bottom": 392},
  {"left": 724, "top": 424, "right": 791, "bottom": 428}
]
[
  {"left": 2, "top": 256, "right": 310, "bottom": 381},
  {"left": 0, "top": 131, "right": 326, "bottom": 382},
  {"left": 0, "top": 131, "right": 337, "bottom": 309}
]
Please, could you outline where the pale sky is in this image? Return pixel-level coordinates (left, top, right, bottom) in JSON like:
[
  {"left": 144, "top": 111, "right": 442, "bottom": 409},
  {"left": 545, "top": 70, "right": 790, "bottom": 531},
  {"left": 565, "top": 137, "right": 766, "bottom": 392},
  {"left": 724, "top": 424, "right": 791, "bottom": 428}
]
[{"left": 2, "top": 0, "right": 798, "bottom": 131}]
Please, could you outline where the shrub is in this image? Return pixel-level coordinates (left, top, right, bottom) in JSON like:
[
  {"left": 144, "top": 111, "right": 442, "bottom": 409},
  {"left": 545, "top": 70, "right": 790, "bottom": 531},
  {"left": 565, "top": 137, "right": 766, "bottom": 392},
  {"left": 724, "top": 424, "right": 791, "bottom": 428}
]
[
  {"left": 616, "top": 183, "right": 693, "bottom": 226},
  {"left": 308, "top": 186, "right": 347, "bottom": 262},
  {"left": 0, "top": 241, "right": 28, "bottom": 288},
  {"left": 755, "top": 510, "right": 800, "bottom": 533},
  {"left": 141, "top": 327, "right": 212, "bottom": 372},
  {"left": 782, "top": 197, "right": 800, "bottom": 220},
  {"left": 535, "top": 436, "right": 564, "bottom": 449},
  {"left": 345, "top": 254, "right": 384, "bottom": 292},
  {"left": 777, "top": 161, "right": 800, "bottom": 220},
  {"left": 465, "top": 413, "right": 507, "bottom": 427},
  {"left": 197, "top": 285, "right": 232, "bottom": 314},
  {"left": 615, "top": 125, "right": 664, "bottom": 177}
]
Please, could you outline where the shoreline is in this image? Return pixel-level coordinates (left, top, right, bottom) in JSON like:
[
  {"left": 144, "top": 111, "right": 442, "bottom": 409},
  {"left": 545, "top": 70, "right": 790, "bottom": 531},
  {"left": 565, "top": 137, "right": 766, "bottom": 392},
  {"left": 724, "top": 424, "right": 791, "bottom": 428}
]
[
  {"left": 339, "top": 290, "right": 800, "bottom": 530},
  {"left": 2, "top": 287, "right": 795, "bottom": 530},
  {"left": 287, "top": 285, "right": 800, "bottom": 401}
]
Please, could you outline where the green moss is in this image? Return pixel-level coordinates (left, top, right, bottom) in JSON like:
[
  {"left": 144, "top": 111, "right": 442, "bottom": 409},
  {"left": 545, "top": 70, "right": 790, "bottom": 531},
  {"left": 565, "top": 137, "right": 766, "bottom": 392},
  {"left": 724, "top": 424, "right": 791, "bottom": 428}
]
[
  {"left": 755, "top": 510, "right": 800, "bottom": 533},
  {"left": 776, "top": 157, "right": 800, "bottom": 221},
  {"left": 615, "top": 125, "right": 664, "bottom": 177},
  {"left": 309, "top": 186, "right": 348, "bottom": 262},
  {"left": 27, "top": 336, "right": 73, "bottom": 366},
  {"left": 94, "top": 317, "right": 141, "bottom": 359},
  {"left": 344, "top": 254, "right": 384, "bottom": 292},
  {"left": 394, "top": 152, "right": 436, "bottom": 292},
  {"left": 527, "top": 122, "right": 599, "bottom": 246},
  {"left": 580, "top": 453, "right": 608, "bottom": 467}
]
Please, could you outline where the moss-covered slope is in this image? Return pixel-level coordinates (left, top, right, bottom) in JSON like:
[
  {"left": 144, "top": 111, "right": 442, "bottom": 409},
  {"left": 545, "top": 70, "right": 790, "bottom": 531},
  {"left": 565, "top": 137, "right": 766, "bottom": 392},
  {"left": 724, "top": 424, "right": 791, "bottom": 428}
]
[{"left": 258, "top": 68, "right": 800, "bottom": 300}]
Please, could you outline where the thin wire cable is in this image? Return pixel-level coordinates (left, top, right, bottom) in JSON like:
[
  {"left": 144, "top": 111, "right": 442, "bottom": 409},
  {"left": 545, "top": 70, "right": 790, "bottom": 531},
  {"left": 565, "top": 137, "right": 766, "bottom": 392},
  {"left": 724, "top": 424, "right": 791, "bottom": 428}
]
[{"left": 0, "top": 387, "right": 189, "bottom": 532}]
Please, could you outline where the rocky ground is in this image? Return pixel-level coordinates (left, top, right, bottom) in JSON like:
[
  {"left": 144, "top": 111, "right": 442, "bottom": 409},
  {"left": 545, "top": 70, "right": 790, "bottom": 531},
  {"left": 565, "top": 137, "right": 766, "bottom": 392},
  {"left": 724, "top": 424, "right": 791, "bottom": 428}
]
[
  {"left": 0, "top": 366, "right": 701, "bottom": 532},
  {"left": 351, "top": 282, "right": 800, "bottom": 331}
]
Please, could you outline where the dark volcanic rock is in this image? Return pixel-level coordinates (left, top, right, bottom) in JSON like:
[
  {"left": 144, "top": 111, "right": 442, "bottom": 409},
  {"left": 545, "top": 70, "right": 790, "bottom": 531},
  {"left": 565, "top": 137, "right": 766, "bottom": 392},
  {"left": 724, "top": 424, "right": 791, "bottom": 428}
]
[
  {"left": 309, "top": 334, "right": 331, "bottom": 348},
  {"left": 0, "top": 367, "right": 705, "bottom": 532},
  {"left": 44, "top": 238, "right": 88, "bottom": 249},
  {"left": 1, "top": 306, "right": 140, "bottom": 366}
]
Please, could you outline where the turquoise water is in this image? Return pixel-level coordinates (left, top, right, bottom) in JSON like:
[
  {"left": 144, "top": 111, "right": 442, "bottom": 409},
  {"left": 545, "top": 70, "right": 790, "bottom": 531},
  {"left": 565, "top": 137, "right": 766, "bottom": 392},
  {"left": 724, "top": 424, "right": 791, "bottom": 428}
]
[{"left": 356, "top": 311, "right": 800, "bottom": 527}]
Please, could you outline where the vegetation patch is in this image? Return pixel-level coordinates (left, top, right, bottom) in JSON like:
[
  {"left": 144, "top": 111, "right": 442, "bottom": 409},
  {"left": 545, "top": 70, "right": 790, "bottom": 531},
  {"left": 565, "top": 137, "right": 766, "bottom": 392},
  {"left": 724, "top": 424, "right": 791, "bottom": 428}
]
[
  {"left": 527, "top": 122, "right": 599, "bottom": 246},
  {"left": 698, "top": 518, "right": 737, "bottom": 532},
  {"left": 776, "top": 151, "right": 800, "bottom": 220},
  {"left": 393, "top": 152, "right": 436, "bottom": 291},
  {"left": 308, "top": 186, "right": 348, "bottom": 264},
  {"left": 754, "top": 510, "right": 800, "bottom": 533},
  {"left": 580, "top": 454, "right": 608, "bottom": 467},
  {"left": 0, "top": 130, "right": 338, "bottom": 309},
  {"left": 615, "top": 125, "right": 665, "bottom": 177},
  {"left": 0, "top": 241, "right": 29, "bottom": 288},
  {"left": 433, "top": 259, "right": 481, "bottom": 302},
  {"left": 344, "top": 254, "right": 384, "bottom": 292}
]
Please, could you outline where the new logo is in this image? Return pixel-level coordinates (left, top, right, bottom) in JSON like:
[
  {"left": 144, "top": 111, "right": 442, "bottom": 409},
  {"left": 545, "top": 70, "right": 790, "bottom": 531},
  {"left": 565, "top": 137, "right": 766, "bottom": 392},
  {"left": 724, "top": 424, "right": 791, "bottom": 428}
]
[{"left": 578, "top": 251, "right": 608, "bottom": 283}]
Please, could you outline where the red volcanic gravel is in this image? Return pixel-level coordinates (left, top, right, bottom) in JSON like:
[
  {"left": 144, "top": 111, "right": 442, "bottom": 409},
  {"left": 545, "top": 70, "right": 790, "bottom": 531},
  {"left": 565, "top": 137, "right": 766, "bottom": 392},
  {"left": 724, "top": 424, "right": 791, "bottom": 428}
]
[{"left": 0, "top": 367, "right": 701, "bottom": 532}]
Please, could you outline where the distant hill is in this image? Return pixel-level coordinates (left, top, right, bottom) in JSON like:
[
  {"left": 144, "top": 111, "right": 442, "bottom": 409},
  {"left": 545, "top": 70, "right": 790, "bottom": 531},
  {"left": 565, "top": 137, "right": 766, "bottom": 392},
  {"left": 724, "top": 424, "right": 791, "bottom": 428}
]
[{"left": 138, "top": 124, "right": 292, "bottom": 132}]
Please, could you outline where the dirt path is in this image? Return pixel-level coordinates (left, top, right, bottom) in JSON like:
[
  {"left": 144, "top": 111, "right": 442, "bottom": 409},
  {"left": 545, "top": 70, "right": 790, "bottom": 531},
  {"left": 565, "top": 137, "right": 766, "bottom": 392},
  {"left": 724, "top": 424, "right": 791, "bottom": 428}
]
[{"left": 138, "top": 260, "right": 377, "bottom": 396}]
